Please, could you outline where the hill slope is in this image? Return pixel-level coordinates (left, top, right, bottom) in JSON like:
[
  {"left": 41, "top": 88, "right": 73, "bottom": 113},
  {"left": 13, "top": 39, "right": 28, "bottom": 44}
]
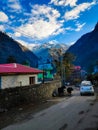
[
  {"left": 0, "top": 31, "right": 38, "bottom": 67},
  {"left": 67, "top": 22, "right": 98, "bottom": 71}
]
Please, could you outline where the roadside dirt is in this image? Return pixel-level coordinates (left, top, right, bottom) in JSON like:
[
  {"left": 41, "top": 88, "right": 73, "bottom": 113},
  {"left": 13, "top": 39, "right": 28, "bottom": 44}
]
[{"left": 0, "top": 96, "right": 68, "bottom": 129}]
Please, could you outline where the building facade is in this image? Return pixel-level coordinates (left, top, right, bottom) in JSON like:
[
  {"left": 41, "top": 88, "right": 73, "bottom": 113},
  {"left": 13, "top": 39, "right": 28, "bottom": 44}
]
[{"left": 0, "top": 63, "right": 42, "bottom": 89}]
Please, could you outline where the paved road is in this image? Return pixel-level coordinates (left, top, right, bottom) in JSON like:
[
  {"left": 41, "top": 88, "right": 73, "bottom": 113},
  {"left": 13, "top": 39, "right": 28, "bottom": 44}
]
[{"left": 2, "top": 88, "right": 98, "bottom": 130}]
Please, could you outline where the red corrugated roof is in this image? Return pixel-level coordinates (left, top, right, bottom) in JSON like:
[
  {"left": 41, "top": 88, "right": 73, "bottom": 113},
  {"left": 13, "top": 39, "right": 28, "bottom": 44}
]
[
  {"left": 0, "top": 63, "right": 43, "bottom": 75},
  {"left": 74, "top": 66, "right": 81, "bottom": 70}
]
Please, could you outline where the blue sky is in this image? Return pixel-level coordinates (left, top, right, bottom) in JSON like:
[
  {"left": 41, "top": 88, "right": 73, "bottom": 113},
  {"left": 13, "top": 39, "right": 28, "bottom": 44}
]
[{"left": 0, "top": 0, "right": 98, "bottom": 48}]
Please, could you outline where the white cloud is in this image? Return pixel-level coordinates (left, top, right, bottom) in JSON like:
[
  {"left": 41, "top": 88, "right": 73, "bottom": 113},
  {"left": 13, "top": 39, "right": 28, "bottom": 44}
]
[
  {"left": 31, "top": 4, "right": 60, "bottom": 21},
  {"left": 65, "top": 26, "right": 73, "bottom": 31},
  {"left": 49, "top": 40, "right": 58, "bottom": 44},
  {"left": 14, "top": 32, "right": 21, "bottom": 37},
  {"left": 16, "top": 39, "right": 29, "bottom": 47},
  {"left": 64, "top": 1, "right": 96, "bottom": 20},
  {"left": 7, "top": 0, "right": 21, "bottom": 11},
  {"left": 0, "top": 12, "right": 8, "bottom": 22},
  {"left": 15, "top": 5, "right": 64, "bottom": 40},
  {"left": 0, "top": 25, "right": 5, "bottom": 31},
  {"left": 63, "top": 22, "right": 86, "bottom": 32},
  {"left": 50, "top": 0, "right": 78, "bottom": 7},
  {"left": 75, "top": 22, "right": 86, "bottom": 31},
  {"left": 17, "top": 20, "right": 63, "bottom": 40},
  {"left": 69, "top": 41, "right": 75, "bottom": 45},
  {"left": 9, "top": 15, "right": 15, "bottom": 19},
  {"left": 9, "top": 4, "right": 21, "bottom": 10},
  {"left": 53, "top": 27, "right": 65, "bottom": 35},
  {"left": 16, "top": 39, "right": 38, "bottom": 50}
]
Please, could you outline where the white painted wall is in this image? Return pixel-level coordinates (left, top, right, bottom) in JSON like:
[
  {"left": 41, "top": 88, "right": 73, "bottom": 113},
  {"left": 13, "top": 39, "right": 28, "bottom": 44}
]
[{"left": 1, "top": 74, "right": 38, "bottom": 89}]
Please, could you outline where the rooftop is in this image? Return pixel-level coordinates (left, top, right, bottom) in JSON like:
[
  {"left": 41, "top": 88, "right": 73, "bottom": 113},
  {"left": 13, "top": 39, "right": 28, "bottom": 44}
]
[{"left": 0, "top": 63, "right": 43, "bottom": 75}]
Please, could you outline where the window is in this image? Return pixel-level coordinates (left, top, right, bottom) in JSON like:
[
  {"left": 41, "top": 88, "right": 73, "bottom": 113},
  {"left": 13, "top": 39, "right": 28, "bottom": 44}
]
[{"left": 29, "top": 77, "right": 35, "bottom": 85}]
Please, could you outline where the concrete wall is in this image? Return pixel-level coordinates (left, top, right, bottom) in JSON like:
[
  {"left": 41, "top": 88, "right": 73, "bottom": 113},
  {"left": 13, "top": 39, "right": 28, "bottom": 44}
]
[
  {"left": 0, "top": 80, "right": 61, "bottom": 110},
  {"left": 1, "top": 74, "right": 37, "bottom": 89}
]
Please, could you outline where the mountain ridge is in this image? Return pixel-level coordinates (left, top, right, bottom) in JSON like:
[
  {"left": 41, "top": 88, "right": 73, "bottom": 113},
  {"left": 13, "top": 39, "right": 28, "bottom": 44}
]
[
  {"left": 0, "top": 31, "right": 38, "bottom": 67},
  {"left": 32, "top": 42, "right": 69, "bottom": 63},
  {"left": 67, "top": 22, "right": 98, "bottom": 71}
]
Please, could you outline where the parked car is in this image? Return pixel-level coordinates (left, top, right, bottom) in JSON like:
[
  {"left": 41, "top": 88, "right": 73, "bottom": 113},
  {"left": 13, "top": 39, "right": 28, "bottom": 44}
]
[{"left": 80, "top": 80, "right": 94, "bottom": 96}]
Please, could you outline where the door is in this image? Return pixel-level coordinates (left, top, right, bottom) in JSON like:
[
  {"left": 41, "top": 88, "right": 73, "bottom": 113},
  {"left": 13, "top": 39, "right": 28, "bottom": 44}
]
[{"left": 29, "top": 77, "right": 35, "bottom": 85}]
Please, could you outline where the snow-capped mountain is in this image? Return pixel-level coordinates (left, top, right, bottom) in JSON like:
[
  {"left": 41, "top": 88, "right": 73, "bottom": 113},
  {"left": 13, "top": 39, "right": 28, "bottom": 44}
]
[
  {"left": 31, "top": 42, "right": 69, "bottom": 64},
  {"left": 19, "top": 41, "right": 69, "bottom": 63},
  {"left": 32, "top": 42, "right": 69, "bottom": 53},
  {"left": 31, "top": 42, "right": 69, "bottom": 62}
]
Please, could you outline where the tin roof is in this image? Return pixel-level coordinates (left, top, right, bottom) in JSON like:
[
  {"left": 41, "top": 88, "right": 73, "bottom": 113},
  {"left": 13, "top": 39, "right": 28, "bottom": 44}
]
[
  {"left": 38, "top": 63, "right": 53, "bottom": 70},
  {"left": 0, "top": 63, "right": 43, "bottom": 75}
]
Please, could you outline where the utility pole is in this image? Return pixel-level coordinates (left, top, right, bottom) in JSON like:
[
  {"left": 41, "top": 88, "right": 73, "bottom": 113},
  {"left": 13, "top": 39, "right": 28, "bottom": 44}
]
[
  {"left": 49, "top": 48, "right": 66, "bottom": 87},
  {"left": 57, "top": 48, "right": 65, "bottom": 87},
  {"left": 42, "top": 63, "right": 45, "bottom": 84},
  {"left": 60, "top": 54, "right": 65, "bottom": 87}
]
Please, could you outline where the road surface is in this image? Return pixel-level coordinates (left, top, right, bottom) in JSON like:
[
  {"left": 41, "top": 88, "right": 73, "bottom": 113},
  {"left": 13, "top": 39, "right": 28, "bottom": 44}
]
[{"left": 2, "top": 88, "right": 98, "bottom": 130}]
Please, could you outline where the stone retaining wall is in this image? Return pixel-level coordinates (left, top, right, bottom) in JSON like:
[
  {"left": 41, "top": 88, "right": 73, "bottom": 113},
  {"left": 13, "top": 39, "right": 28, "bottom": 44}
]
[{"left": 0, "top": 80, "right": 61, "bottom": 110}]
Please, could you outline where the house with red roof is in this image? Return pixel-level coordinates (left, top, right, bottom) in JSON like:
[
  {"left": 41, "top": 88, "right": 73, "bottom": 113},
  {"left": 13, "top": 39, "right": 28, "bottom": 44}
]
[{"left": 0, "top": 63, "right": 43, "bottom": 89}]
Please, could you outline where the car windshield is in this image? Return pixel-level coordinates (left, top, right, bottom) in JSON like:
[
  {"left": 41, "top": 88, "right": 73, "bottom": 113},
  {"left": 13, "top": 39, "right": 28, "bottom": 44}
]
[
  {"left": 81, "top": 81, "right": 92, "bottom": 86},
  {"left": 81, "top": 83, "right": 91, "bottom": 86}
]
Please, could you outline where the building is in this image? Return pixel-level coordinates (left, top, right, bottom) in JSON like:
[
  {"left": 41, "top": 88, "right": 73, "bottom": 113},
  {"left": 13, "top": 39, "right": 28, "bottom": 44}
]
[
  {"left": 0, "top": 63, "right": 43, "bottom": 89},
  {"left": 38, "top": 63, "right": 54, "bottom": 81},
  {"left": 70, "top": 66, "right": 81, "bottom": 83}
]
